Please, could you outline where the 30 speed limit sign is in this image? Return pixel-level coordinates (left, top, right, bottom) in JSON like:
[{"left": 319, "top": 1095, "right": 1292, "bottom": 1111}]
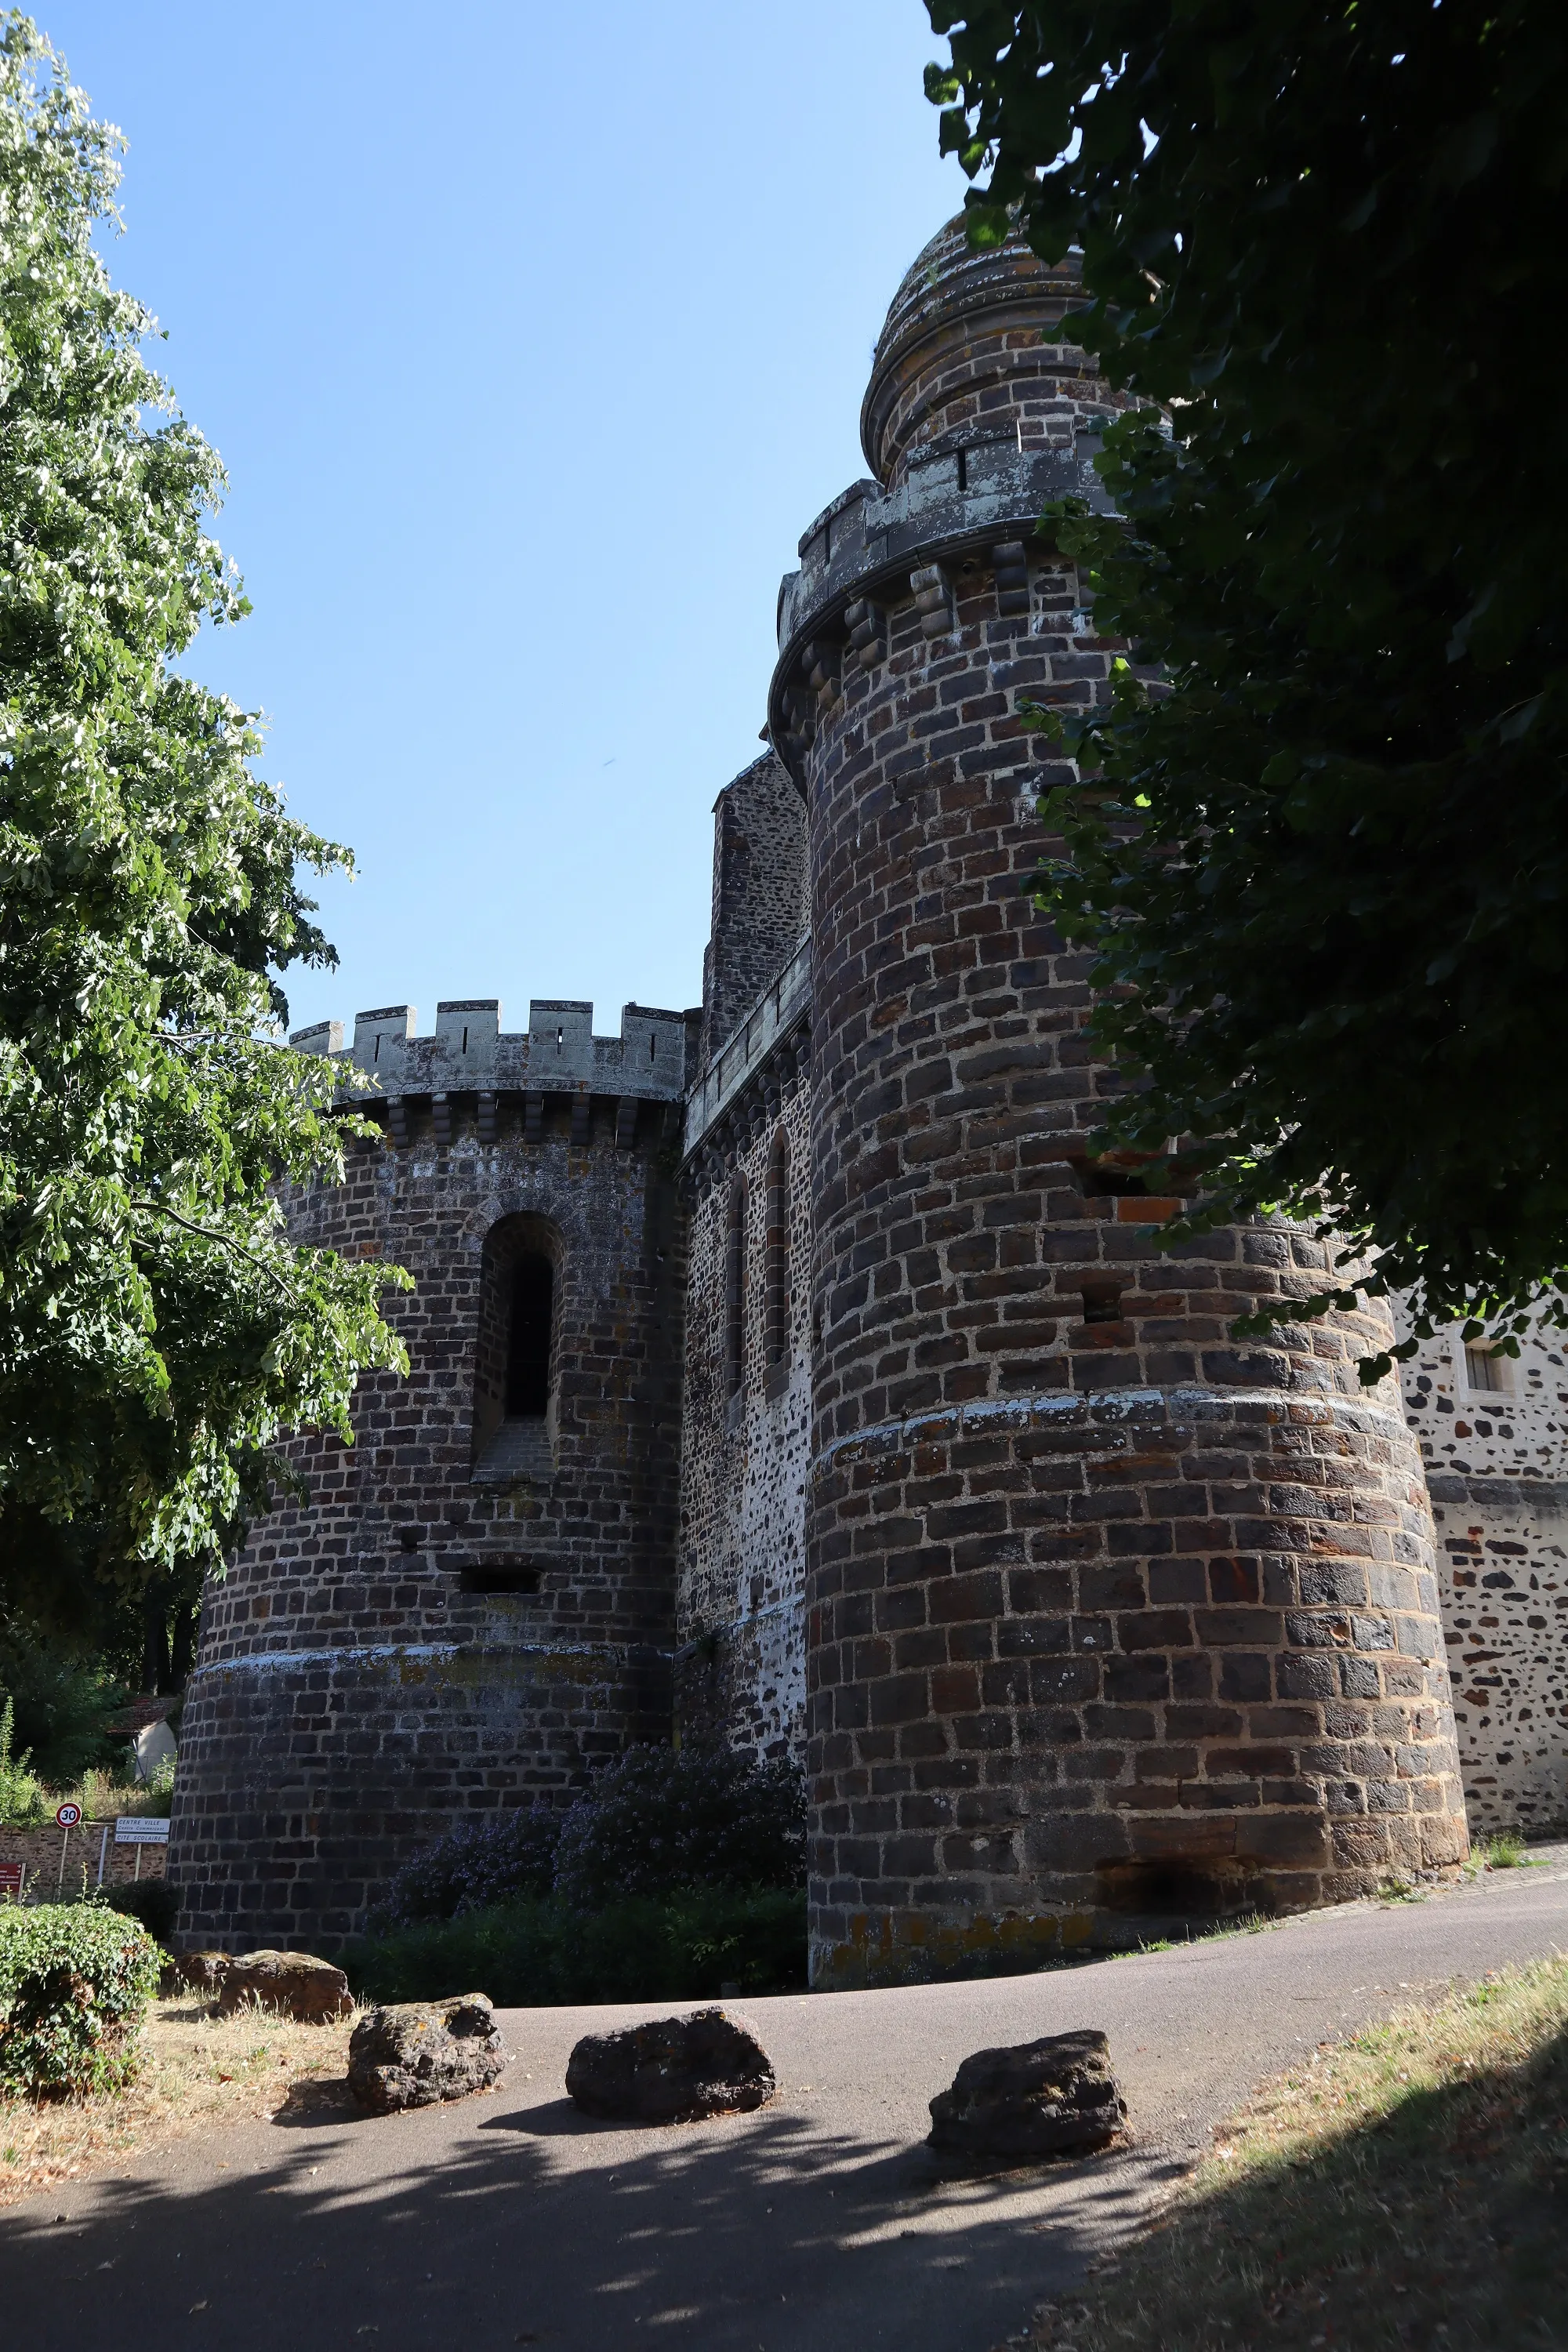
[{"left": 54, "top": 1802, "right": 82, "bottom": 1829}]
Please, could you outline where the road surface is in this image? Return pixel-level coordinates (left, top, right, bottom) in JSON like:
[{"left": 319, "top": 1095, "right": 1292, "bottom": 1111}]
[{"left": 4, "top": 1853, "right": 1565, "bottom": 2352}]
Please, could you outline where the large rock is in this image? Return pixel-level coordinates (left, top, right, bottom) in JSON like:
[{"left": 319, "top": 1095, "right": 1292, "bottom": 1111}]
[
  {"left": 927, "top": 2029, "right": 1127, "bottom": 2162},
  {"left": 347, "top": 1994, "right": 508, "bottom": 2113},
  {"left": 216, "top": 1950, "right": 353, "bottom": 2024},
  {"left": 159, "top": 1951, "right": 232, "bottom": 1998},
  {"left": 566, "top": 2007, "right": 775, "bottom": 2123}
]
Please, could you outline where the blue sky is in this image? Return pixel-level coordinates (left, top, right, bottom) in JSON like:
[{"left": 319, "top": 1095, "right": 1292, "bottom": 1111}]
[{"left": 41, "top": 2, "right": 962, "bottom": 1040}]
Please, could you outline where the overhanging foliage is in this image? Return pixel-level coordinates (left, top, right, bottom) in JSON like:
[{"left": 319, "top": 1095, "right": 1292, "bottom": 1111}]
[{"left": 925, "top": 1, "right": 1568, "bottom": 1371}]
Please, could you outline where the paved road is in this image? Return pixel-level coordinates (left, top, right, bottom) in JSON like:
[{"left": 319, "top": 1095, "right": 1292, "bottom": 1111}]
[{"left": 5, "top": 1857, "right": 1566, "bottom": 2352}]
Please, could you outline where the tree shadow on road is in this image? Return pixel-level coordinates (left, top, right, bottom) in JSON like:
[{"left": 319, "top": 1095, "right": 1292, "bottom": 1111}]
[{"left": 0, "top": 2064, "right": 1163, "bottom": 2352}]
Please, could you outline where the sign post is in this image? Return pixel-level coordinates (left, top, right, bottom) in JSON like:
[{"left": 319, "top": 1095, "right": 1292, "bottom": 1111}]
[
  {"left": 54, "top": 1800, "right": 82, "bottom": 1893},
  {"left": 114, "top": 1814, "right": 170, "bottom": 1883}
]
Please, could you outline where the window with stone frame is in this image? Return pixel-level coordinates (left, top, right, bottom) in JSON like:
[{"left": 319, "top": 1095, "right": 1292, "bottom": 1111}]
[{"left": 1461, "top": 1341, "right": 1513, "bottom": 1397}]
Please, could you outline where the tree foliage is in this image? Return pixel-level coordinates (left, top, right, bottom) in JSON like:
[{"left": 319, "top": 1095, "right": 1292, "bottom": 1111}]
[
  {"left": 925, "top": 2, "right": 1568, "bottom": 1370},
  {"left": 0, "top": 16, "right": 406, "bottom": 1594}
]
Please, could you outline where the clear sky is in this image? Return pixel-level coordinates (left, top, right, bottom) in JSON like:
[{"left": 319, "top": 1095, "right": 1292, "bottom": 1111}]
[{"left": 38, "top": 2, "right": 962, "bottom": 1041}]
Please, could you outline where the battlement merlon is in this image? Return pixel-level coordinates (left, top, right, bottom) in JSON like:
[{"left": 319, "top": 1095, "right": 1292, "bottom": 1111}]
[{"left": 288, "top": 997, "right": 699, "bottom": 1103}]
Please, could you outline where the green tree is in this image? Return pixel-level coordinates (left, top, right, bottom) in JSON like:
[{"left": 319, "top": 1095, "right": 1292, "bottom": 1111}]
[
  {"left": 925, "top": 2, "right": 1568, "bottom": 1371},
  {"left": 0, "top": 16, "right": 407, "bottom": 1602}
]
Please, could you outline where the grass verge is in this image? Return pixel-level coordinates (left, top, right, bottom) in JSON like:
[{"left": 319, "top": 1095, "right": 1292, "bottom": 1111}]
[
  {"left": 0, "top": 1996, "right": 358, "bottom": 2208},
  {"left": 1022, "top": 1955, "right": 1568, "bottom": 2352}
]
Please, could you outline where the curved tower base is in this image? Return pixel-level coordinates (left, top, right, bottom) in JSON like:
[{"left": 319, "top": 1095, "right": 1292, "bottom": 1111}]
[{"left": 808, "top": 1384, "right": 1460, "bottom": 1988}]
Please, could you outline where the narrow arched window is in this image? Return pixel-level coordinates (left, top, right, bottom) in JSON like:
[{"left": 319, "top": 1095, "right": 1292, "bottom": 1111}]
[
  {"left": 765, "top": 1128, "right": 789, "bottom": 1370},
  {"left": 724, "top": 1177, "right": 746, "bottom": 1399},
  {"left": 473, "top": 1216, "right": 560, "bottom": 1480},
  {"left": 506, "top": 1253, "right": 554, "bottom": 1417}
]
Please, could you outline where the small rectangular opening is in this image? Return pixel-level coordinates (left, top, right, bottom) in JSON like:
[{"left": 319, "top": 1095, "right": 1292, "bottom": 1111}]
[
  {"left": 1080, "top": 1278, "right": 1124, "bottom": 1327},
  {"left": 459, "top": 1563, "right": 542, "bottom": 1595},
  {"left": 1082, "top": 1160, "right": 1150, "bottom": 1199},
  {"left": 1462, "top": 1345, "right": 1511, "bottom": 1396}
]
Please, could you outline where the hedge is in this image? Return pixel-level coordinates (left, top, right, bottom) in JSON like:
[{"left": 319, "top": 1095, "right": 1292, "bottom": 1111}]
[
  {"left": 345, "top": 1885, "right": 806, "bottom": 2008},
  {"left": 0, "top": 1903, "right": 161, "bottom": 2099}
]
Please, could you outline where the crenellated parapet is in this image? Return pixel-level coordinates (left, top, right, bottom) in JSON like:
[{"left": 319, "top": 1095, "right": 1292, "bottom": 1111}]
[
  {"left": 768, "top": 449, "right": 1112, "bottom": 776},
  {"left": 291, "top": 996, "right": 697, "bottom": 1152}
]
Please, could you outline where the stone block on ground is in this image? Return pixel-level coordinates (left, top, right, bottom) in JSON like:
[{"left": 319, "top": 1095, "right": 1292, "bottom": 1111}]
[
  {"left": 565, "top": 2007, "right": 775, "bottom": 2123},
  {"left": 216, "top": 1950, "right": 353, "bottom": 2024},
  {"left": 159, "top": 1951, "right": 232, "bottom": 1998},
  {"left": 927, "top": 2029, "right": 1127, "bottom": 2163},
  {"left": 347, "top": 1994, "right": 508, "bottom": 2113}
]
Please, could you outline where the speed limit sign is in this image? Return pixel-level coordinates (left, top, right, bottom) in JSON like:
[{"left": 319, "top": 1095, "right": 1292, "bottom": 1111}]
[{"left": 54, "top": 1802, "right": 82, "bottom": 1829}]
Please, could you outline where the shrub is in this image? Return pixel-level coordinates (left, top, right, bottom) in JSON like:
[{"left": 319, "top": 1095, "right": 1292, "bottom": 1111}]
[
  {"left": 346, "top": 1885, "right": 806, "bottom": 2008},
  {"left": 0, "top": 1627, "right": 128, "bottom": 1785},
  {"left": 99, "top": 1878, "right": 180, "bottom": 1942},
  {"left": 552, "top": 1743, "right": 805, "bottom": 1912},
  {"left": 137, "top": 1750, "right": 176, "bottom": 1818},
  {"left": 0, "top": 1904, "right": 161, "bottom": 2099},
  {"left": 370, "top": 1804, "right": 562, "bottom": 1930},
  {"left": 0, "top": 1695, "right": 45, "bottom": 1828}
]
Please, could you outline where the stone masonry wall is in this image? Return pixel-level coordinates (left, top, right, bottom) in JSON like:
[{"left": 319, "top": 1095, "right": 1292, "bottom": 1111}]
[
  {"left": 677, "top": 1062, "right": 811, "bottom": 1761},
  {"left": 774, "top": 220, "right": 1467, "bottom": 1987},
  {"left": 699, "top": 753, "right": 809, "bottom": 1066},
  {"left": 0, "top": 1823, "right": 166, "bottom": 1900},
  {"left": 169, "top": 1087, "right": 685, "bottom": 1950},
  {"left": 1399, "top": 1321, "right": 1568, "bottom": 1833}
]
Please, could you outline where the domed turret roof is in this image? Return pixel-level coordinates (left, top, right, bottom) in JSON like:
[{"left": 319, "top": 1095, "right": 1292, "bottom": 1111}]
[{"left": 861, "top": 213, "right": 1082, "bottom": 481}]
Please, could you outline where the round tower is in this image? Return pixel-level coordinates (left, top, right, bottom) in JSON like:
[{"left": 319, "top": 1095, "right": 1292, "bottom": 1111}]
[
  {"left": 167, "top": 997, "right": 691, "bottom": 1951},
  {"left": 769, "top": 219, "right": 1469, "bottom": 1988}
]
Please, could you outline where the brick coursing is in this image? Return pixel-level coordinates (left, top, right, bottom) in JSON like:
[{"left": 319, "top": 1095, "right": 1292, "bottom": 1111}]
[
  {"left": 171, "top": 213, "right": 1566, "bottom": 1972},
  {"left": 771, "top": 218, "right": 1468, "bottom": 1984},
  {"left": 676, "top": 1068, "right": 811, "bottom": 1759},
  {"left": 0, "top": 1824, "right": 166, "bottom": 1897},
  {"left": 699, "top": 753, "right": 808, "bottom": 1067},
  {"left": 169, "top": 1094, "right": 684, "bottom": 1949}
]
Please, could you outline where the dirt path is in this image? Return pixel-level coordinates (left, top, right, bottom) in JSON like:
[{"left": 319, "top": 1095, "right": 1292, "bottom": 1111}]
[{"left": 3, "top": 1855, "right": 1566, "bottom": 2352}]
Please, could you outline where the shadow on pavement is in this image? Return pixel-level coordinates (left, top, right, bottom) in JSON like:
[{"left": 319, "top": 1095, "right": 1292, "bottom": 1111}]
[{"left": 0, "top": 2076, "right": 1156, "bottom": 2352}]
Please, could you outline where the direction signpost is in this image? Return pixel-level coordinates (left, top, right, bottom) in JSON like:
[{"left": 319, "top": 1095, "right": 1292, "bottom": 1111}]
[{"left": 114, "top": 1814, "right": 170, "bottom": 1882}]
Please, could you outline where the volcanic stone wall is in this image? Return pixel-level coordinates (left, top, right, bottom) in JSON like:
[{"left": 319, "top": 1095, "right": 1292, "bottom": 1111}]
[
  {"left": 1398, "top": 1321, "right": 1568, "bottom": 1834},
  {"left": 169, "top": 1080, "right": 687, "bottom": 1951},
  {"left": 771, "top": 220, "right": 1468, "bottom": 1987},
  {"left": 699, "top": 753, "right": 808, "bottom": 1066},
  {"left": 677, "top": 1051, "right": 812, "bottom": 1760}
]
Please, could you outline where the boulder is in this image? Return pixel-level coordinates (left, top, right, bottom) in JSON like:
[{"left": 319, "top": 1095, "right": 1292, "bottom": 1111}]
[
  {"left": 927, "top": 2029, "right": 1127, "bottom": 2163},
  {"left": 216, "top": 1950, "right": 353, "bottom": 2024},
  {"left": 159, "top": 1951, "right": 232, "bottom": 1998},
  {"left": 565, "top": 2007, "right": 775, "bottom": 2123},
  {"left": 347, "top": 1993, "right": 508, "bottom": 2113}
]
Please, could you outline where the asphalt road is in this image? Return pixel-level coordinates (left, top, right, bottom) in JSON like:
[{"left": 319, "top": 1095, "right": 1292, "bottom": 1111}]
[{"left": 5, "top": 1855, "right": 1566, "bottom": 2352}]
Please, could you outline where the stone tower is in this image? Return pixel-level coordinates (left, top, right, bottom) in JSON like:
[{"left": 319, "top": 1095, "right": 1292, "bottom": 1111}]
[
  {"left": 168, "top": 999, "right": 691, "bottom": 1950},
  {"left": 767, "top": 220, "right": 1470, "bottom": 1987}
]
